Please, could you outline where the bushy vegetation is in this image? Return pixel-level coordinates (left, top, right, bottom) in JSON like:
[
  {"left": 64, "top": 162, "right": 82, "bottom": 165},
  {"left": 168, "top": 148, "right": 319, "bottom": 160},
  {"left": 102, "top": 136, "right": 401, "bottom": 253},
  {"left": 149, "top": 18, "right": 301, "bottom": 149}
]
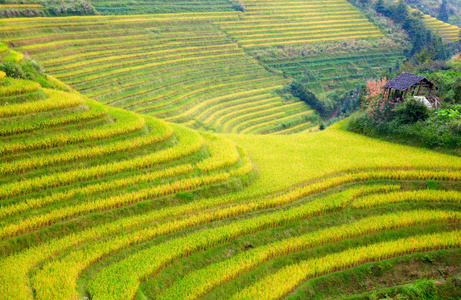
[
  {"left": 230, "top": 0, "right": 245, "bottom": 12},
  {"left": 278, "top": 79, "right": 333, "bottom": 117},
  {"left": 407, "top": 0, "right": 461, "bottom": 27},
  {"left": 347, "top": 61, "right": 461, "bottom": 152},
  {"left": 374, "top": 0, "right": 453, "bottom": 57},
  {"left": 419, "top": 63, "right": 461, "bottom": 102},
  {"left": 0, "top": 7, "right": 45, "bottom": 18},
  {"left": 277, "top": 78, "right": 363, "bottom": 125},
  {"left": 0, "top": 0, "right": 96, "bottom": 17},
  {"left": 0, "top": 59, "right": 43, "bottom": 80},
  {"left": 0, "top": 58, "right": 59, "bottom": 88},
  {"left": 44, "top": 0, "right": 96, "bottom": 16}
]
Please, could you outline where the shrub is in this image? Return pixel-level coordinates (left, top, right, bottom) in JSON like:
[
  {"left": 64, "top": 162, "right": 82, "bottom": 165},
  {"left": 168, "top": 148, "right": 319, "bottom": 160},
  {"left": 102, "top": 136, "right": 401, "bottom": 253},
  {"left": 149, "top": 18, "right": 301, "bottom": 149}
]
[
  {"left": 289, "top": 79, "right": 333, "bottom": 116},
  {"left": 0, "top": 62, "right": 25, "bottom": 79},
  {"left": 44, "top": 0, "right": 96, "bottom": 16},
  {"left": 345, "top": 112, "right": 370, "bottom": 133},
  {"left": 0, "top": 59, "right": 45, "bottom": 81},
  {"left": 366, "top": 78, "right": 388, "bottom": 102},
  {"left": 231, "top": 0, "right": 246, "bottom": 12},
  {"left": 436, "top": 108, "right": 461, "bottom": 120},
  {"left": 366, "top": 95, "right": 393, "bottom": 126},
  {"left": 454, "top": 80, "right": 461, "bottom": 103},
  {"left": 392, "top": 97, "right": 431, "bottom": 124},
  {"left": 347, "top": 99, "right": 461, "bottom": 150}
]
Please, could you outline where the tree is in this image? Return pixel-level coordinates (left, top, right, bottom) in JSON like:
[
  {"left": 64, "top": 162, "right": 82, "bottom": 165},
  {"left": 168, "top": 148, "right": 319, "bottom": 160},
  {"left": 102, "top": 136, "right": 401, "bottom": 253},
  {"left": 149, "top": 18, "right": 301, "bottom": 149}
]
[
  {"left": 375, "top": 0, "right": 386, "bottom": 14},
  {"left": 393, "top": 0, "right": 409, "bottom": 24},
  {"left": 454, "top": 79, "right": 461, "bottom": 103},
  {"left": 402, "top": 11, "right": 424, "bottom": 37},
  {"left": 434, "top": 36, "right": 448, "bottom": 60},
  {"left": 410, "top": 31, "right": 426, "bottom": 55},
  {"left": 437, "top": 0, "right": 449, "bottom": 22}
]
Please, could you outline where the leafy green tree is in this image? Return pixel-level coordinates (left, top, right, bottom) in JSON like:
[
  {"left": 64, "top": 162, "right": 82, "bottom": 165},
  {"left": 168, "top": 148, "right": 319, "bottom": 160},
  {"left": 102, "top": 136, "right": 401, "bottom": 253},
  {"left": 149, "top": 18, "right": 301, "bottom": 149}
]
[
  {"left": 437, "top": 0, "right": 449, "bottom": 22},
  {"left": 410, "top": 32, "right": 426, "bottom": 55},
  {"left": 393, "top": 0, "right": 409, "bottom": 24},
  {"left": 454, "top": 79, "right": 461, "bottom": 103},
  {"left": 375, "top": 0, "right": 386, "bottom": 14}
]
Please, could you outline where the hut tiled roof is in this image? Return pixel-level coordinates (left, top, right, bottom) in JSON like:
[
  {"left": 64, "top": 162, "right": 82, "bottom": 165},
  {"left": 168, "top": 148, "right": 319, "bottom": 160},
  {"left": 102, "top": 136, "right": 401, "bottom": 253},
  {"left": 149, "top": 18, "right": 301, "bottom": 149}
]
[{"left": 381, "top": 72, "right": 434, "bottom": 91}]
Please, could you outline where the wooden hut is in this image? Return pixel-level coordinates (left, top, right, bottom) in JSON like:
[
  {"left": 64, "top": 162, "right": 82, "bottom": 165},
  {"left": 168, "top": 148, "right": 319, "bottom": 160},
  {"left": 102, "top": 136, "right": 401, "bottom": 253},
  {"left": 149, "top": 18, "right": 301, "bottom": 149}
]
[{"left": 381, "top": 72, "right": 440, "bottom": 108}]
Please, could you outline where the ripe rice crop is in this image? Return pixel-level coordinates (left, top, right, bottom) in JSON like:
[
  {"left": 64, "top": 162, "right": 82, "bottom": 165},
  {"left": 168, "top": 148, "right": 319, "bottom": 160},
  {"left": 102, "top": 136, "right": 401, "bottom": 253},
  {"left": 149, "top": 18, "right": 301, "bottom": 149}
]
[
  {"left": 0, "top": 124, "right": 203, "bottom": 198},
  {"left": 41, "top": 185, "right": 393, "bottom": 299},
  {"left": 0, "top": 114, "right": 171, "bottom": 175},
  {"left": 352, "top": 190, "right": 461, "bottom": 208},
  {"left": 0, "top": 87, "right": 82, "bottom": 117},
  {"left": 0, "top": 172, "right": 230, "bottom": 238},
  {"left": 0, "top": 78, "right": 41, "bottom": 97},
  {"left": 159, "top": 210, "right": 460, "bottom": 300},
  {"left": 196, "top": 134, "right": 240, "bottom": 172},
  {"left": 0, "top": 99, "right": 107, "bottom": 136},
  {"left": 240, "top": 110, "right": 313, "bottom": 134},
  {"left": 0, "top": 4, "right": 43, "bottom": 9},
  {"left": 0, "top": 5, "right": 460, "bottom": 300},
  {"left": 0, "top": 6, "right": 376, "bottom": 133},
  {"left": 0, "top": 106, "right": 145, "bottom": 155},
  {"left": 410, "top": 8, "right": 461, "bottom": 41},
  {"left": 231, "top": 231, "right": 461, "bottom": 300},
  {"left": 0, "top": 164, "right": 194, "bottom": 219}
]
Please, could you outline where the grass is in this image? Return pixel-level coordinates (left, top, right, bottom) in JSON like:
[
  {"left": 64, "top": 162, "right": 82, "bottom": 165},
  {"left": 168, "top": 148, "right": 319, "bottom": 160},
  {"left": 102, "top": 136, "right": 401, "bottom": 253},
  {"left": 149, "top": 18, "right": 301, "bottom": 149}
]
[{"left": 286, "top": 249, "right": 461, "bottom": 299}]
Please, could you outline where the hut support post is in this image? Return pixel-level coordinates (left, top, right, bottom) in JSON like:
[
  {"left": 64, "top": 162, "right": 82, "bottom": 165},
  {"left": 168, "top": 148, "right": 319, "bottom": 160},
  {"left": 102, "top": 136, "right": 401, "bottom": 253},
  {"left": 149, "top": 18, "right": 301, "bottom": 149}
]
[{"left": 416, "top": 83, "right": 422, "bottom": 96}]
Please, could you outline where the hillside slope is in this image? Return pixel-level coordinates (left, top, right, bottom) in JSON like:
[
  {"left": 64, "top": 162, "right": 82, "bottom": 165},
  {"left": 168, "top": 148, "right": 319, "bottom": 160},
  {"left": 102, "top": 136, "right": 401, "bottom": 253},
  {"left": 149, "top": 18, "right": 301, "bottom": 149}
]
[
  {"left": 0, "top": 0, "right": 235, "bottom": 17},
  {"left": 0, "top": 0, "right": 391, "bottom": 132},
  {"left": 0, "top": 14, "right": 318, "bottom": 133},
  {"left": 1, "top": 73, "right": 461, "bottom": 299}
]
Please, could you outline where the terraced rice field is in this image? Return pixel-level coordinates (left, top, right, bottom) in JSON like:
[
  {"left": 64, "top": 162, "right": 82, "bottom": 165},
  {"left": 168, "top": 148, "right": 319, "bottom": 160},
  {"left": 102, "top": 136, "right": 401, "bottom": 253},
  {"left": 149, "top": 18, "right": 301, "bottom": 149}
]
[
  {"left": 0, "top": 4, "right": 42, "bottom": 9},
  {"left": 218, "top": 0, "right": 384, "bottom": 49},
  {"left": 91, "top": 0, "right": 234, "bottom": 15},
  {"left": 421, "top": 12, "right": 461, "bottom": 42},
  {"left": 264, "top": 51, "right": 406, "bottom": 93},
  {"left": 2, "top": 2, "right": 461, "bottom": 296},
  {"left": 0, "top": 0, "right": 391, "bottom": 133},
  {"left": 0, "top": 73, "right": 254, "bottom": 298},
  {"left": 0, "top": 14, "right": 318, "bottom": 133},
  {"left": 246, "top": 4, "right": 460, "bottom": 92},
  {"left": 0, "top": 0, "right": 233, "bottom": 16},
  {"left": 0, "top": 1, "right": 44, "bottom": 17},
  {"left": 1, "top": 72, "right": 461, "bottom": 300}
]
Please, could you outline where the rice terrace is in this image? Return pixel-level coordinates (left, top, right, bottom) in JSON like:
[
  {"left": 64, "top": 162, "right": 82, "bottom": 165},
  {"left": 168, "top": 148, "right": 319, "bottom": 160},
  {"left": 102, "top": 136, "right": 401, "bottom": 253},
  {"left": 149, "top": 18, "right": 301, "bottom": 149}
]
[{"left": 1, "top": 0, "right": 461, "bottom": 299}]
